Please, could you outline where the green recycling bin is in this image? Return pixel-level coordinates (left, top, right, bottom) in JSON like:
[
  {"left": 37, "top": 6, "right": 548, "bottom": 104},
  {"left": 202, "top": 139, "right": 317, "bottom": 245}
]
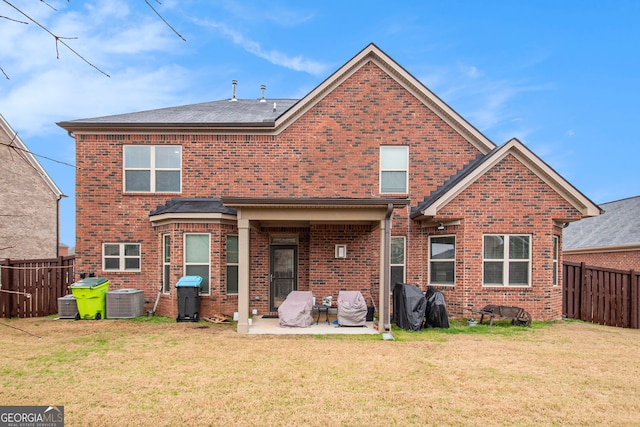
[{"left": 69, "top": 277, "right": 110, "bottom": 320}]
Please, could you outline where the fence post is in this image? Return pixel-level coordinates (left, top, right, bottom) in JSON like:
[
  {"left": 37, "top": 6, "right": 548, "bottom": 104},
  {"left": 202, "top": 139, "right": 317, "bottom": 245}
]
[{"left": 2, "top": 259, "right": 14, "bottom": 318}]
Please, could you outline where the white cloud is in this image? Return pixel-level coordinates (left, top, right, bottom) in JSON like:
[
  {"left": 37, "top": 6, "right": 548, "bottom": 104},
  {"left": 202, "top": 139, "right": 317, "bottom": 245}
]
[
  {"left": 196, "top": 19, "right": 330, "bottom": 76},
  {"left": 0, "top": 0, "right": 194, "bottom": 138},
  {"left": 419, "top": 63, "right": 552, "bottom": 144}
]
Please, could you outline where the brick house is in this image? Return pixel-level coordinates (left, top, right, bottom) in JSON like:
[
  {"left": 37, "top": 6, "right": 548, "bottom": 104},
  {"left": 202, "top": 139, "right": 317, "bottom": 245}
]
[
  {"left": 58, "top": 44, "right": 600, "bottom": 332},
  {"left": 563, "top": 196, "right": 639, "bottom": 270},
  {"left": 0, "top": 114, "right": 65, "bottom": 260}
]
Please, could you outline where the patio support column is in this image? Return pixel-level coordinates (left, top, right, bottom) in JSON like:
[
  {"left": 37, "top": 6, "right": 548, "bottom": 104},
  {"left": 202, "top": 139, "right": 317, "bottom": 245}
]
[
  {"left": 237, "top": 218, "right": 251, "bottom": 334},
  {"left": 379, "top": 203, "right": 393, "bottom": 331}
]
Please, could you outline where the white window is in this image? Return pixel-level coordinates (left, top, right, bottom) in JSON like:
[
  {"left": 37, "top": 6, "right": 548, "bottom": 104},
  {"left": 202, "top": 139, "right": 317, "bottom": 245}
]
[
  {"left": 429, "top": 235, "right": 455, "bottom": 285},
  {"left": 226, "top": 235, "right": 238, "bottom": 294},
  {"left": 380, "top": 146, "right": 408, "bottom": 193},
  {"left": 553, "top": 236, "right": 559, "bottom": 286},
  {"left": 103, "top": 243, "right": 141, "bottom": 272},
  {"left": 483, "top": 235, "right": 531, "bottom": 286},
  {"left": 124, "top": 145, "right": 181, "bottom": 192},
  {"left": 163, "top": 235, "right": 171, "bottom": 293},
  {"left": 184, "top": 233, "right": 210, "bottom": 294},
  {"left": 390, "top": 236, "right": 406, "bottom": 286}
]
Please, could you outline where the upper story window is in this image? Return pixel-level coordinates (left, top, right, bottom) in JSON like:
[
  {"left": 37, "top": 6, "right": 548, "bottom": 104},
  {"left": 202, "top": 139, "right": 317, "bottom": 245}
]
[
  {"left": 124, "top": 145, "right": 181, "bottom": 193},
  {"left": 380, "top": 146, "right": 408, "bottom": 194},
  {"left": 483, "top": 235, "right": 531, "bottom": 287},
  {"left": 103, "top": 243, "right": 141, "bottom": 272},
  {"left": 429, "top": 235, "right": 456, "bottom": 285}
]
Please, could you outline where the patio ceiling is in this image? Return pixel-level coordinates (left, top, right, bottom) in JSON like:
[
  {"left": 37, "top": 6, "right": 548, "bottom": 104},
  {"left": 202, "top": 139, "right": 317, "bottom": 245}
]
[{"left": 221, "top": 197, "right": 410, "bottom": 230}]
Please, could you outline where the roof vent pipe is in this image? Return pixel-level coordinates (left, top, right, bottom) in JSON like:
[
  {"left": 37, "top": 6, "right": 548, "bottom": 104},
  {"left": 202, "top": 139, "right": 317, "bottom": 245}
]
[
  {"left": 230, "top": 80, "right": 238, "bottom": 102},
  {"left": 260, "top": 85, "right": 266, "bottom": 102}
]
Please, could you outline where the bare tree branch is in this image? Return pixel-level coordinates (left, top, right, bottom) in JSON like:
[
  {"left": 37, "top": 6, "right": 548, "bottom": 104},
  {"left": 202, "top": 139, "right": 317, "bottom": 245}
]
[
  {"left": 0, "top": 138, "right": 78, "bottom": 169},
  {"left": 39, "top": 0, "right": 57, "bottom": 12},
  {"left": 144, "top": 0, "right": 186, "bottom": 41},
  {"left": 1, "top": 0, "right": 110, "bottom": 77},
  {"left": 2, "top": 0, "right": 186, "bottom": 79},
  {"left": 0, "top": 14, "right": 28, "bottom": 24}
]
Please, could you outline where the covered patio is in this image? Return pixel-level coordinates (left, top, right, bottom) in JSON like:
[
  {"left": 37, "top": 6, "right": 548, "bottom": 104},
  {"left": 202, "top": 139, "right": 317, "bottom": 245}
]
[{"left": 222, "top": 197, "right": 409, "bottom": 334}]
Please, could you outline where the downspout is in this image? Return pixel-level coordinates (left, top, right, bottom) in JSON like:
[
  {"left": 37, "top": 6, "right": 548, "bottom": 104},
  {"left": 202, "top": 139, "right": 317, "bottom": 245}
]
[{"left": 382, "top": 203, "right": 393, "bottom": 331}]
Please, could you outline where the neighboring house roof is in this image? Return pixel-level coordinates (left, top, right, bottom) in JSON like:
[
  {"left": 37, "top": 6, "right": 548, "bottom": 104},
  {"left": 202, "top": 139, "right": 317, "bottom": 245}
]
[
  {"left": 57, "top": 43, "right": 496, "bottom": 154},
  {"left": 411, "top": 138, "right": 601, "bottom": 221},
  {"left": 563, "top": 196, "right": 640, "bottom": 251},
  {"left": 0, "top": 114, "right": 64, "bottom": 198}
]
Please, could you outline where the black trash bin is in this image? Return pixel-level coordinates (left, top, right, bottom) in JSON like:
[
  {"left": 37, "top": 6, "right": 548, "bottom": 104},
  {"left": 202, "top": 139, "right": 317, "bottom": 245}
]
[{"left": 175, "top": 276, "right": 202, "bottom": 322}]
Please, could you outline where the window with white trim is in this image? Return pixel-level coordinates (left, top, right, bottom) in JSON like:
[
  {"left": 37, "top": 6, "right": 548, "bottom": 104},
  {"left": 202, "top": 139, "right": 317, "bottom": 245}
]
[
  {"left": 103, "top": 243, "right": 141, "bottom": 271},
  {"left": 380, "top": 146, "right": 408, "bottom": 193},
  {"left": 226, "top": 235, "right": 238, "bottom": 294},
  {"left": 553, "top": 236, "right": 559, "bottom": 286},
  {"left": 184, "top": 233, "right": 210, "bottom": 294},
  {"left": 429, "top": 235, "right": 456, "bottom": 285},
  {"left": 124, "top": 145, "right": 181, "bottom": 192},
  {"left": 483, "top": 235, "right": 531, "bottom": 286},
  {"left": 390, "top": 236, "right": 406, "bottom": 286},
  {"left": 163, "top": 235, "right": 171, "bottom": 293}
]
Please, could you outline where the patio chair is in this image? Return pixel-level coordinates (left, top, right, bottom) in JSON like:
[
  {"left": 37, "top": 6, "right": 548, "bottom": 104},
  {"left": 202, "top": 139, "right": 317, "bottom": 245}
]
[
  {"left": 337, "top": 290, "right": 367, "bottom": 327},
  {"left": 277, "top": 291, "right": 314, "bottom": 327}
]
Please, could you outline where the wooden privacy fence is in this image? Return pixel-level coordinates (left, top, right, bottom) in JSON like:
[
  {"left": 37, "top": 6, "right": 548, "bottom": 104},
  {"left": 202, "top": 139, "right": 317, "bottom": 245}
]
[
  {"left": 563, "top": 261, "right": 640, "bottom": 329},
  {"left": 0, "top": 256, "right": 75, "bottom": 318}
]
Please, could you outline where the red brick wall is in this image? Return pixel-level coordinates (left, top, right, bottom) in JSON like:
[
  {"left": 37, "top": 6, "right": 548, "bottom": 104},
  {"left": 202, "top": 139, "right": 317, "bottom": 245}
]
[
  {"left": 564, "top": 250, "right": 640, "bottom": 271},
  {"left": 428, "top": 154, "right": 582, "bottom": 320},
  {"left": 74, "top": 62, "right": 582, "bottom": 321}
]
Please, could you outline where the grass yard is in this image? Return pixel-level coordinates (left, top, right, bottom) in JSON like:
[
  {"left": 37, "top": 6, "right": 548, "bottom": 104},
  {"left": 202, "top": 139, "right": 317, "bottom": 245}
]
[{"left": 1, "top": 317, "right": 639, "bottom": 426}]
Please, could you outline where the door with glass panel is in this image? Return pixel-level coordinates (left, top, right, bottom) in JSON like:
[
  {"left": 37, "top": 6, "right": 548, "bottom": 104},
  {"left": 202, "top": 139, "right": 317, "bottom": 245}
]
[{"left": 269, "top": 245, "right": 298, "bottom": 312}]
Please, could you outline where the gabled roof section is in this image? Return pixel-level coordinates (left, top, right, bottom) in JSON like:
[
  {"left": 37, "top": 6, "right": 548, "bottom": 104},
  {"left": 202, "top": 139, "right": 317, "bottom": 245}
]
[
  {"left": 411, "top": 138, "right": 601, "bottom": 220},
  {"left": 563, "top": 196, "right": 640, "bottom": 250},
  {"left": 0, "top": 114, "right": 64, "bottom": 198},
  {"left": 57, "top": 43, "right": 496, "bottom": 152},
  {"left": 274, "top": 43, "right": 496, "bottom": 154}
]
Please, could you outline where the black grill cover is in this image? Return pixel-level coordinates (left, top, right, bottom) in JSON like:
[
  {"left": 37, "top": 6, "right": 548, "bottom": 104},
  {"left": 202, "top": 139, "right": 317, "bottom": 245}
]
[
  {"left": 423, "top": 286, "right": 449, "bottom": 328},
  {"left": 393, "top": 283, "right": 427, "bottom": 331}
]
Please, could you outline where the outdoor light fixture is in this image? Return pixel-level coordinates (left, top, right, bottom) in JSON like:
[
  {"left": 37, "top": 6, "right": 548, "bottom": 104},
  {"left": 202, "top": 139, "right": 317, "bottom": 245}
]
[
  {"left": 335, "top": 244, "right": 347, "bottom": 259},
  {"left": 437, "top": 223, "right": 445, "bottom": 230}
]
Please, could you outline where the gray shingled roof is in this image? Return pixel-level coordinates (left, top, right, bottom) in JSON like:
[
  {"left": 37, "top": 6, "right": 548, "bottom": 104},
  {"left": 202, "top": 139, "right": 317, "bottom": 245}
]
[
  {"left": 60, "top": 99, "right": 299, "bottom": 126},
  {"left": 411, "top": 152, "right": 489, "bottom": 218},
  {"left": 563, "top": 196, "right": 640, "bottom": 249},
  {"left": 150, "top": 198, "right": 237, "bottom": 216}
]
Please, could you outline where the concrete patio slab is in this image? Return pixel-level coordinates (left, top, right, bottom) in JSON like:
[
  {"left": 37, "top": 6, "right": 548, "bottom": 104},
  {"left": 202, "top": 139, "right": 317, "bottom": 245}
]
[{"left": 248, "top": 315, "right": 380, "bottom": 335}]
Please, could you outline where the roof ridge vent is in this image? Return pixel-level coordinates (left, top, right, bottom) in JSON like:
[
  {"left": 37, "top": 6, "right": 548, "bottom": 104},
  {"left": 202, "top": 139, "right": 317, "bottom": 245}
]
[
  {"left": 260, "top": 85, "right": 266, "bottom": 102},
  {"left": 230, "top": 80, "right": 238, "bottom": 102}
]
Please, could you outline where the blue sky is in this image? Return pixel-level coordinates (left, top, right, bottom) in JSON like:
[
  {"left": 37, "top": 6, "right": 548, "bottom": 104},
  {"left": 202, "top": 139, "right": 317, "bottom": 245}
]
[{"left": 1, "top": 0, "right": 638, "bottom": 247}]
